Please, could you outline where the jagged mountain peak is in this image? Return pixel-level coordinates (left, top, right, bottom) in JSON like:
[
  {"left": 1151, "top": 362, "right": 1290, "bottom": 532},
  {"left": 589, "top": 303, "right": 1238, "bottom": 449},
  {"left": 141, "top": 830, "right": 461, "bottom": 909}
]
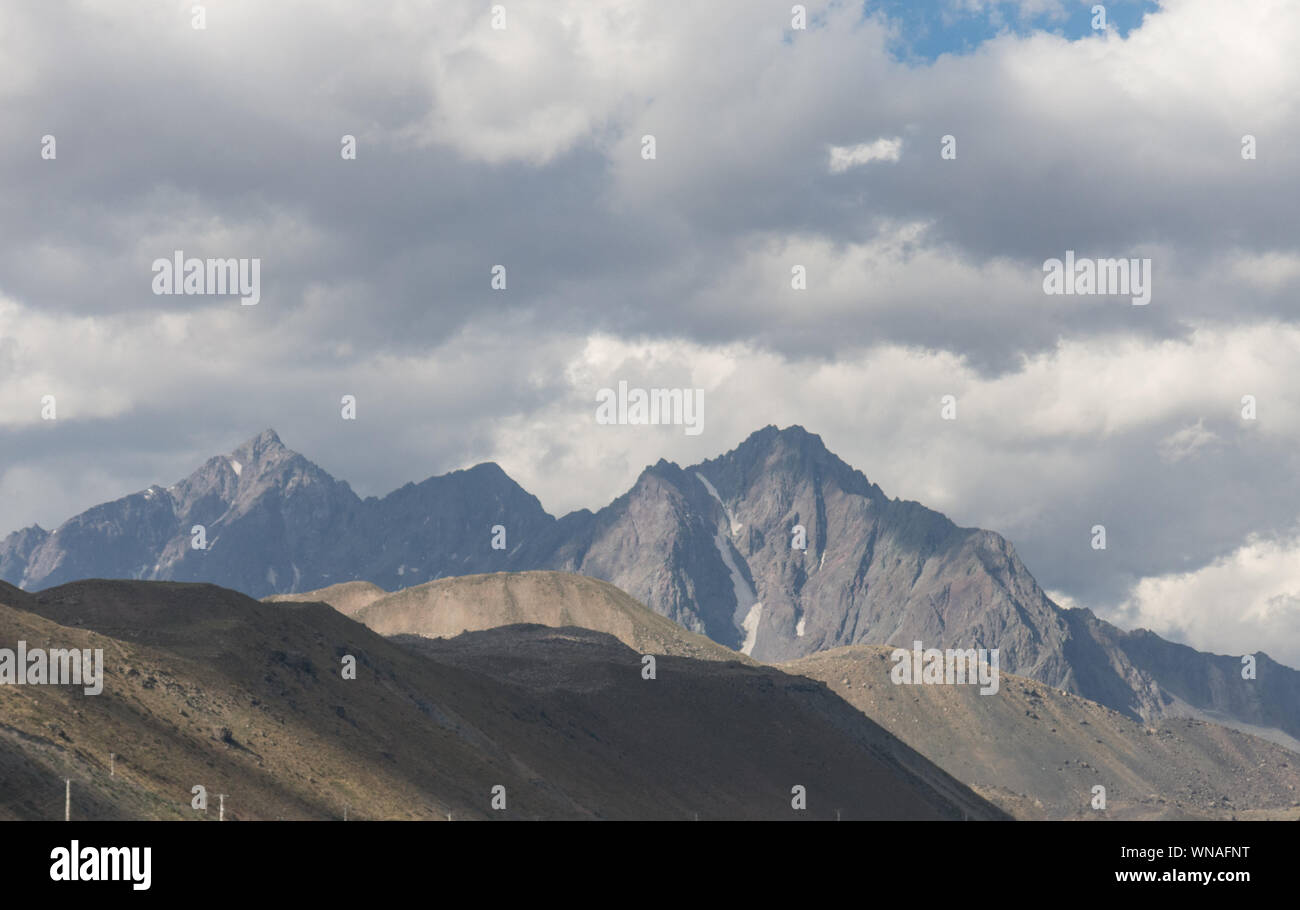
[
  {"left": 690, "top": 424, "right": 880, "bottom": 509},
  {"left": 228, "top": 428, "right": 290, "bottom": 469},
  {"left": 445, "top": 461, "right": 518, "bottom": 485},
  {"left": 393, "top": 462, "right": 548, "bottom": 522},
  {"left": 163, "top": 430, "right": 305, "bottom": 516},
  {"left": 729, "top": 424, "right": 828, "bottom": 457},
  {"left": 607, "top": 460, "right": 691, "bottom": 503},
  {"left": 641, "top": 457, "right": 685, "bottom": 479},
  {"left": 249, "top": 427, "right": 283, "bottom": 447},
  {"left": 707, "top": 424, "right": 842, "bottom": 475},
  {"left": 762, "top": 423, "right": 823, "bottom": 444}
]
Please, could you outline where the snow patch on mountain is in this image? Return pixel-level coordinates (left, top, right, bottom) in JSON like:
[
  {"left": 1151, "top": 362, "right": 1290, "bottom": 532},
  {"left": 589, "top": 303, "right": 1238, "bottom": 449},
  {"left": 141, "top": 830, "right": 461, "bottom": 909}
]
[
  {"left": 740, "top": 603, "right": 763, "bottom": 656},
  {"left": 697, "top": 494, "right": 761, "bottom": 651},
  {"left": 713, "top": 529, "right": 756, "bottom": 604},
  {"left": 695, "top": 472, "right": 743, "bottom": 536}
]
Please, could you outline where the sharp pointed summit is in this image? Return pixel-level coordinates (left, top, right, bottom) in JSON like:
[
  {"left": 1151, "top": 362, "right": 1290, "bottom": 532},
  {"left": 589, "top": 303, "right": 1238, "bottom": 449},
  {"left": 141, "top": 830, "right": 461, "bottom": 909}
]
[
  {"left": 229, "top": 428, "right": 289, "bottom": 469},
  {"left": 242, "top": 426, "right": 284, "bottom": 451}
]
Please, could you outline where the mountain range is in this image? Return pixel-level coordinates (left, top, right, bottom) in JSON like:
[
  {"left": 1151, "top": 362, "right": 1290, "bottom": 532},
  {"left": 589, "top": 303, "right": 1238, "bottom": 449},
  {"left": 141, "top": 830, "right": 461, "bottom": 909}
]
[{"left": 4, "top": 426, "right": 1298, "bottom": 747}]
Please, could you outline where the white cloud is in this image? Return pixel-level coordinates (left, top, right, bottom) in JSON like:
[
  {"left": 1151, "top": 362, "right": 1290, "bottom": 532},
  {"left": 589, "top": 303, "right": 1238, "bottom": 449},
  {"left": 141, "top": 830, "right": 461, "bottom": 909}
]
[
  {"left": 827, "top": 137, "right": 903, "bottom": 173},
  {"left": 1116, "top": 531, "right": 1300, "bottom": 667},
  {"left": 1231, "top": 251, "right": 1300, "bottom": 291},
  {"left": 1158, "top": 418, "right": 1220, "bottom": 463}
]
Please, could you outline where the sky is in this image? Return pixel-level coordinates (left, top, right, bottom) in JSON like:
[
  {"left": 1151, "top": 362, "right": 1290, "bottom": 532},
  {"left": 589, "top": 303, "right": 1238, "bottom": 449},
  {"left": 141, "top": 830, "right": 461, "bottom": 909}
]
[{"left": 1, "top": 0, "right": 1298, "bottom": 664}]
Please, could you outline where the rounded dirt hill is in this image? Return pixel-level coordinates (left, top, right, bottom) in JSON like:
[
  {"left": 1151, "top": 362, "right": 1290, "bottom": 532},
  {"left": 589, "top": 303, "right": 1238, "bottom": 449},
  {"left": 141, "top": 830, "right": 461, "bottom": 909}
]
[{"left": 348, "top": 571, "right": 744, "bottom": 663}]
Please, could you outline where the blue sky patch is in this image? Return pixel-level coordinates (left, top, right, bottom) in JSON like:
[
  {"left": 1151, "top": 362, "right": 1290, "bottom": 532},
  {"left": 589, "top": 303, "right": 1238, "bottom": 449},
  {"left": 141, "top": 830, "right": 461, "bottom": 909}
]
[{"left": 864, "top": 0, "right": 1161, "bottom": 62}]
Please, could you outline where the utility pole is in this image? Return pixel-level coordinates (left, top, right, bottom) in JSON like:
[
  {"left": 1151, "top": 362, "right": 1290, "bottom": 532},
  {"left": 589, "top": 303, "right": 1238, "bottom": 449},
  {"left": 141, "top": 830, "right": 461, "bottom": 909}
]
[
  {"left": 217, "top": 793, "right": 227, "bottom": 822},
  {"left": 110, "top": 753, "right": 115, "bottom": 778},
  {"left": 65, "top": 779, "right": 70, "bottom": 821}
]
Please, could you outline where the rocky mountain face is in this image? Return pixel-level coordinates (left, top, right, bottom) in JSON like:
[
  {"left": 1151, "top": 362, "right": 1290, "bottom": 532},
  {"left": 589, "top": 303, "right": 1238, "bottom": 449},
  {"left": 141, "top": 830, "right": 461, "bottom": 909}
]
[
  {"left": 2, "top": 430, "right": 552, "bottom": 596},
  {"left": 4, "top": 426, "right": 1298, "bottom": 744}
]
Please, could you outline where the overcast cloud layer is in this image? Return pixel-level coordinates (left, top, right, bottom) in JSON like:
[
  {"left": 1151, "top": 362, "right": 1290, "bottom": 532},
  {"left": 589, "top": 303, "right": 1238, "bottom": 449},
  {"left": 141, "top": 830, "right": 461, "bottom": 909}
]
[{"left": 1, "top": 0, "right": 1298, "bottom": 664}]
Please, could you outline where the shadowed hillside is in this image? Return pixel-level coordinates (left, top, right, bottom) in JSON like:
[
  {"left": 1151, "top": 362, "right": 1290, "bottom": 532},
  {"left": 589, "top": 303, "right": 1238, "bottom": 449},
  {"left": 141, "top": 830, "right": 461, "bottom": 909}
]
[{"left": 0, "top": 579, "right": 1004, "bottom": 820}]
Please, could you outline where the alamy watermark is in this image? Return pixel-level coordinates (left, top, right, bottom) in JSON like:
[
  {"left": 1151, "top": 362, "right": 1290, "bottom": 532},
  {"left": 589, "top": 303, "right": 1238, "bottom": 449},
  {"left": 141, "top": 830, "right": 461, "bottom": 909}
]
[
  {"left": 50, "top": 841, "right": 150, "bottom": 890},
  {"left": 0, "top": 642, "right": 103, "bottom": 695},
  {"left": 1042, "top": 251, "right": 1151, "bottom": 305},
  {"left": 890, "top": 640, "right": 1000, "bottom": 695},
  {"left": 595, "top": 380, "right": 704, "bottom": 436},
  {"left": 151, "top": 250, "right": 261, "bottom": 305}
]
